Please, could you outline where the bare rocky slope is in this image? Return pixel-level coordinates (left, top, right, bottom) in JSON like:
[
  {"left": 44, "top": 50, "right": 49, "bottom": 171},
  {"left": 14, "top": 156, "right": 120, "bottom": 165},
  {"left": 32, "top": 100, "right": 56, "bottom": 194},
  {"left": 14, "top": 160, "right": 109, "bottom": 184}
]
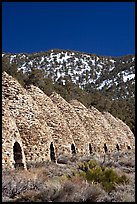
[{"left": 2, "top": 72, "right": 135, "bottom": 169}]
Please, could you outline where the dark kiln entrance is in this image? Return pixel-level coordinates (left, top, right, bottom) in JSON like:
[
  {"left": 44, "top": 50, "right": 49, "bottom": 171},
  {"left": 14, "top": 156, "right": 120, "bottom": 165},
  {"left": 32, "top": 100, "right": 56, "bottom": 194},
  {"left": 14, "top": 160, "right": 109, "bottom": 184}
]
[
  {"left": 89, "top": 143, "right": 92, "bottom": 154},
  {"left": 13, "top": 142, "right": 24, "bottom": 169},
  {"left": 71, "top": 143, "right": 76, "bottom": 154},
  {"left": 50, "top": 142, "right": 56, "bottom": 162}
]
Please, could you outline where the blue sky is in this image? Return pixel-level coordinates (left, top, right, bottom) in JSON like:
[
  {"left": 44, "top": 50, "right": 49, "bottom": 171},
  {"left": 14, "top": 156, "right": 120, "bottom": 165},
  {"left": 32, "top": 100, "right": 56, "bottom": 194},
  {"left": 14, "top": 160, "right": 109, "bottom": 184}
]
[{"left": 2, "top": 2, "right": 135, "bottom": 57}]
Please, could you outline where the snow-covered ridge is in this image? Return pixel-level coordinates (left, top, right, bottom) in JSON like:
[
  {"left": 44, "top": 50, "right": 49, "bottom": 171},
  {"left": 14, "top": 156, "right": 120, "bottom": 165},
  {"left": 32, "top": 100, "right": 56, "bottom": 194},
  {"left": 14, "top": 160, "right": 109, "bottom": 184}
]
[{"left": 2, "top": 49, "right": 135, "bottom": 99}]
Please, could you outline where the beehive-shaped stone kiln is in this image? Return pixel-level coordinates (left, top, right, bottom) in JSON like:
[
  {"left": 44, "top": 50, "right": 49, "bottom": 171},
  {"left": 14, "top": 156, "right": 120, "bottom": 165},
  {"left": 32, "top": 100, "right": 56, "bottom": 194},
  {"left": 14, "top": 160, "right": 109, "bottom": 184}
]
[{"left": 2, "top": 72, "right": 135, "bottom": 169}]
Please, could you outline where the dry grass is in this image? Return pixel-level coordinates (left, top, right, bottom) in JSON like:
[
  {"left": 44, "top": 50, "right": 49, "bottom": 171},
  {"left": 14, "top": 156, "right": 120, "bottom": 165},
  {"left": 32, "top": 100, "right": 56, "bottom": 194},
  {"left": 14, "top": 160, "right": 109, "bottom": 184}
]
[{"left": 2, "top": 151, "right": 135, "bottom": 202}]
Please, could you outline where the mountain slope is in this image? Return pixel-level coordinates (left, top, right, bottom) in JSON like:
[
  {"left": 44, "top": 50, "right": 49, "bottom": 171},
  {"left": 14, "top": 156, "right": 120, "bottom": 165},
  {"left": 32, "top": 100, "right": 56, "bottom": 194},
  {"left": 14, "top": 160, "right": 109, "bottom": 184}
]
[{"left": 2, "top": 49, "right": 135, "bottom": 99}]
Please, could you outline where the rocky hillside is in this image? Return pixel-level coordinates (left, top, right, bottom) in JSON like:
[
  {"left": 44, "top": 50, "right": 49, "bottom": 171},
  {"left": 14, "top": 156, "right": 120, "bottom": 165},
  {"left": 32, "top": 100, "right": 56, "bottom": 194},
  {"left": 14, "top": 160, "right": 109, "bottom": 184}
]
[
  {"left": 2, "top": 49, "right": 135, "bottom": 99},
  {"left": 2, "top": 72, "right": 135, "bottom": 169}
]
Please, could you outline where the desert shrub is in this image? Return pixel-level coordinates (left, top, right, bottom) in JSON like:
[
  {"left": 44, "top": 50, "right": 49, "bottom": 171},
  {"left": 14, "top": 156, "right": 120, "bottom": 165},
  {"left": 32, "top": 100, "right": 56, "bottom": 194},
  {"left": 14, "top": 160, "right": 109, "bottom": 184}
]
[
  {"left": 113, "top": 182, "right": 135, "bottom": 202},
  {"left": 2, "top": 168, "right": 49, "bottom": 199},
  {"left": 78, "top": 161, "right": 89, "bottom": 172},
  {"left": 88, "top": 159, "right": 98, "bottom": 169},
  {"left": 26, "top": 160, "right": 49, "bottom": 169},
  {"left": 2, "top": 176, "right": 47, "bottom": 199},
  {"left": 118, "top": 160, "right": 135, "bottom": 168},
  {"left": 9, "top": 175, "right": 109, "bottom": 202},
  {"left": 78, "top": 159, "right": 98, "bottom": 172},
  {"left": 86, "top": 166, "right": 103, "bottom": 183},
  {"left": 100, "top": 168, "right": 128, "bottom": 192},
  {"left": 53, "top": 176, "right": 110, "bottom": 202},
  {"left": 77, "top": 160, "right": 129, "bottom": 192},
  {"left": 2, "top": 155, "right": 133, "bottom": 202}
]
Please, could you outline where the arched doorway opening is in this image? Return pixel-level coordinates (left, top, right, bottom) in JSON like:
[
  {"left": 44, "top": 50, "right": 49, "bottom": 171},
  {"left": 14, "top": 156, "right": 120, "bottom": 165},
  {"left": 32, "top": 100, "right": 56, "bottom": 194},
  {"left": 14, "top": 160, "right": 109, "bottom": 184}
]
[
  {"left": 103, "top": 143, "right": 108, "bottom": 153},
  {"left": 89, "top": 143, "right": 92, "bottom": 154},
  {"left": 71, "top": 143, "right": 76, "bottom": 154},
  {"left": 116, "top": 144, "right": 120, "bottom": 151},
  {"left": 13, "top": 142, "right": 24, "bottom": 169},
  {"left": 127, "top": 145, "right": 131, "bottom": 150},
  {"left": 50, "top": 142, "right": 56, "bottom": 162}
]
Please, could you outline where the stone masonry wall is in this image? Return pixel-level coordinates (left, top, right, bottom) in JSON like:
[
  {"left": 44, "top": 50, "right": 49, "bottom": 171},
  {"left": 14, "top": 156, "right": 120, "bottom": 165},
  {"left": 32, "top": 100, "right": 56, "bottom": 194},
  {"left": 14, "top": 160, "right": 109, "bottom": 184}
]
[
  {"left": 2, "top": 72, "right": 53, "bottom": 165},
  {"left": 2, "top": 72, "right": 135, "bottom": 169},
  {"left": 26, "top": 85, "right": 74, "bottom": 156},
  {"left": 2, "top": 100, "right": 27, "bottom": 169},
  {"left": 70, "top": 100, "right": 111, "bottom": 153},
  {"left": 50, "top": 92, "right": 91, "bottom": 154}
]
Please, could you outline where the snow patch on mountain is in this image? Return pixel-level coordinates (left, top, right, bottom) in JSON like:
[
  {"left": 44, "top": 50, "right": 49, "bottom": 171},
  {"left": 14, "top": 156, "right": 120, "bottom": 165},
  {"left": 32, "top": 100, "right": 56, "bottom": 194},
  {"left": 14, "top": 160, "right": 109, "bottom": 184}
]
[
  {"left": 123, "top": 73, "right": 135, "bottom": 83},
  {"left": 10, "top": 55, "right": 17, "bottom": 63},
  {"left": 2, "top": 49, "right": 135, "bottom": 99}
]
